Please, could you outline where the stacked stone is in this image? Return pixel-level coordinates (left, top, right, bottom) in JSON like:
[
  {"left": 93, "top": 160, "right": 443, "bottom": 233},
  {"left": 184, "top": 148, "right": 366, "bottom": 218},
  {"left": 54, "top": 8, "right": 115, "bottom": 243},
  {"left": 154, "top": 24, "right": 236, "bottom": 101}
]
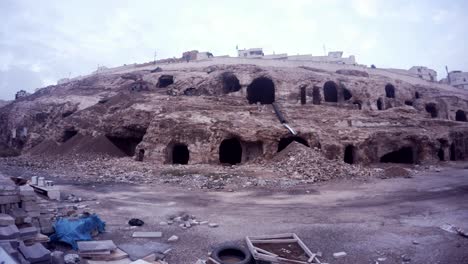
[{"left": 0, "top": 178, "right": 52, "bottom": 263}]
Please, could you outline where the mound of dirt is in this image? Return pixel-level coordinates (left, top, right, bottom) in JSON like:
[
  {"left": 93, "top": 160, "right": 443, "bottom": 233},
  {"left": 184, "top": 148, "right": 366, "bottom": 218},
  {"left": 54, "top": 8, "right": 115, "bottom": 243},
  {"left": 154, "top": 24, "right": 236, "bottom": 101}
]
[
  {"left": 27, "top": 135, "right": 127, "bottom": 157},
  {"left": 266, "top": 142, "right": 378, "bottom": 181}
]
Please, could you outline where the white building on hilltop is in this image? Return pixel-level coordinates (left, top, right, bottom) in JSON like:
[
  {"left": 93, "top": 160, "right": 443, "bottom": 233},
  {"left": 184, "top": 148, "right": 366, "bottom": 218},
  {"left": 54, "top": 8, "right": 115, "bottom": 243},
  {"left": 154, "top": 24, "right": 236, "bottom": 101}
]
[
  {"left": 409, "top": 66, "right": 437, "bottom": 82},
  {"left": 237, "top": 48, "right": 356, "bottom": 65},
  {"left": 442, "top": 71, "right": 468, "bottom": 89}
]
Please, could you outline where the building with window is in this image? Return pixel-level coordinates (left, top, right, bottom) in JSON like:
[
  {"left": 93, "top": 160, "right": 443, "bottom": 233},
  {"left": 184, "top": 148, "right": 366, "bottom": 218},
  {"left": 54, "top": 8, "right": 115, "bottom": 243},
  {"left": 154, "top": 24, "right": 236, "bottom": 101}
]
[
  {"left": 237, "top": 48, "right": 264, "bottom": 58},
  {"left": 443, "top": 71, "right": 468, "bottom": 90}
]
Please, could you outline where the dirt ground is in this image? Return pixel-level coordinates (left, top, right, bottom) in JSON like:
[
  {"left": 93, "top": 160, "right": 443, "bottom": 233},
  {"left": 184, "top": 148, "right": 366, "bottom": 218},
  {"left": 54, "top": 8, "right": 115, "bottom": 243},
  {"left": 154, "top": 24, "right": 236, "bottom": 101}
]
[{"left": 2, "top": 163, "right": 468, "bottom": 264}]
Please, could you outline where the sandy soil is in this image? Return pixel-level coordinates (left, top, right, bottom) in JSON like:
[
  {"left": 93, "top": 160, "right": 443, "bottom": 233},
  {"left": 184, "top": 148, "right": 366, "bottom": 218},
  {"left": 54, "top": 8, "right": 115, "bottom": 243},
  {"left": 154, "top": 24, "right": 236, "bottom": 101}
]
[{"left": 1, "top": 164, "right": 468, "bottom": 264}]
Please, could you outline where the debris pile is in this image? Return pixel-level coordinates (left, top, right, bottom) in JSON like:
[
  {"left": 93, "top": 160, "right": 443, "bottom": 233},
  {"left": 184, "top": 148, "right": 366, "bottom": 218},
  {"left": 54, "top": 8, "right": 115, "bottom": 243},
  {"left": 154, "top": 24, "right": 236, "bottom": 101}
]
[{"left": 265, "top": 142, "right": 379, "bottom": 181}]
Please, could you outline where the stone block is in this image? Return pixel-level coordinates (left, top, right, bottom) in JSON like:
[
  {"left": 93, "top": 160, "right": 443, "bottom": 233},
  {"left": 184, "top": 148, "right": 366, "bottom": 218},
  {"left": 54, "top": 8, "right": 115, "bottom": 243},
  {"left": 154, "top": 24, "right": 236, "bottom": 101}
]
[
  {"left": 0, "top": 195, "right": 21, "bottom": 205},
  {"left": 20, "top": 186, "right": 35, "bottom": 196},
  {"left": 77, "top": 240, "right": 117, "bottom": 253},
  {"left": 132, "top": 232, "right": 162, "bottom": 238},
  {"left": 18, "top": 242, "right": 51, "bottom": 263},
  {"left": 8, "top": 208, "right": 27, "bottom": 225},
  {"left": 51, "top": 250, "right": 65, "bottom": 264},
  {"left": 0, "top": 245, "right": 19, "bottom": 264},
  {"left": 0, "top": 241, "right": 19, "bottom": 259},
  {"left": 118, "top": 242, "right": 171, "bottom": 261},
  {"left": 0, "top": 225, "right": 20, "bottom": 240},
  {"left": 0, "top": 213, "right": 15, "bottom": 226},
  {"left": 19, "top": 227, "right": 39, "bottom": 239}
]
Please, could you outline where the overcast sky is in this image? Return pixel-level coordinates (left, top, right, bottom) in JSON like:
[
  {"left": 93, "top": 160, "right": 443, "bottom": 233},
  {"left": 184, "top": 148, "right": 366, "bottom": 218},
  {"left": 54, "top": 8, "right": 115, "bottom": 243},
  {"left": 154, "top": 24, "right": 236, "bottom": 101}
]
[{"left": 1, "top": 0, "right": 467, "bottom": 100}]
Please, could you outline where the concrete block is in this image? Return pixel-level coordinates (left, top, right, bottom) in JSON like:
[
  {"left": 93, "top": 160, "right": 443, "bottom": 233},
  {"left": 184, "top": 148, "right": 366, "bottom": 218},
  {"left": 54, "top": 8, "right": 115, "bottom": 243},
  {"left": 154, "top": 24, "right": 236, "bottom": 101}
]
[
  {"left": 18, "top": 242, "right": 51, "bottom": 263},
  {"left": 0, "top": 225, "right": 20, "bottom": 240},
  {"left": 20, "top": 186, "right": 35, "bottom": 196},
  {"left": 0, "top": 195, "right": 21, "bottom": 205},
  {"left": 118, "top": 242, "right": 171, "bottom": 261},
  {"left": 51, "top": 250, "right": 65, "bottom": 264},
  {"left": 19, "top": 227, "right": 39, "bottom": 239},
  {"left": 0, "top": 246, "right": 19, "bottom": 264},
  {"left": 77, "top": 240, "right": 117, "bottom": 253},
  {"left": 0, "top": 239, "right": 20, "bottom": 249},
  {"left": 132, "top": 232, "right": 162, "bottom": 238},
  {"left": 31, "top": 177, "right": 38, "bottom": 185},
  {"left": 0, "top": 241, "right": 19, "bottom": 259},
  {"left": 0, "top": 213, "right": 15, "bottom": 226},
  {"left": 8, "top": 208, "right": 27, "bottom": 225}
]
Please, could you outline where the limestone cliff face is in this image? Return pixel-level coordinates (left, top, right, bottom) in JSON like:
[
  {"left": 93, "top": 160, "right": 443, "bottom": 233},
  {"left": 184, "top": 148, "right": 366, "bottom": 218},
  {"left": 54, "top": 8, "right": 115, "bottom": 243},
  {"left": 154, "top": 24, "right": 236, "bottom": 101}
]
[{"left": 0, "top": 60, "right": 467, "bottom": 165}]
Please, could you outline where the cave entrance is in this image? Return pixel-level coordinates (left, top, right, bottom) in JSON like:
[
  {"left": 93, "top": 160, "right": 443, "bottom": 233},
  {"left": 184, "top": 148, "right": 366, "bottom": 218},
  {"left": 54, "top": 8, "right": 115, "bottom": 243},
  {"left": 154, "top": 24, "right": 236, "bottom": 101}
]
[
  {"left": 456, "top": 110, "right": 467, "bottom": 122},
  {"left": 343, "top": 88, "right": 352, "bottom": 101},
  {"left": 323, "top": 81, "right": 338, "bottom": 102},
  {"left": 380, "top": 147, "right": 414, "bottom": 164},
  {"left": 425, "top": 103, "right": 438, "bottom": 118},
  {"left": 172, "top": 144, "right": 189, "bottom": 164},
  {"left": 405, "top": 100, "right": 413, "bottom": 106},
  {"left": 450, "top": 143, "right": 456, "bottom": 161},
  {"left": 106, "top": 135, "right": 144, "bottom": 156},
  {"left": 136, "top": 149, "right": 145, "bottom": 162},
  {"left": 312, "top": 86, "right": 321, "bottom": 105},
  {"left": 247, "top": 77, "right": 275, "bottom": 104},
  {"left": 157, "top": 75, "right": 174, "bottom": 88},
  {"left": 437, "top": 148, "right": 445, "bottom": 161},
  {"left": 344, "top": 145, "right": 355, "bottom": 164},
  {"left": 277, "top": 136, "right": 309, "bottom": 152},
  {"left": 415, "top": 92, "right": 420, "bottom": 99},
  {"left": 354, "top": 101, "right": 362, "bottom": 110},
  {"left": 221, "top": 72, "right": 241, "bottom": 94},
  {"left": 62, "top": 130, "right": 78, "bottom": 142},
  {"left": 385, "top": 84, "right": 395, "bottom": 98},
  {"left": 219, "top": 138, "right": 242, "bottom": 165},
  {"left": 377, "top": 98, "right": 383, "bottom": 110},
  {"left": 300, "top": 86, "right": 307, "bottom": 105}
]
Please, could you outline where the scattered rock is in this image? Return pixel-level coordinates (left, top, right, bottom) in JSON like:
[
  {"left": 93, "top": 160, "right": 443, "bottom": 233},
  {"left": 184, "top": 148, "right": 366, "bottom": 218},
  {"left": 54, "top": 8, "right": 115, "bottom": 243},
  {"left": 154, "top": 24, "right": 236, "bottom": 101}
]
[
  {"left": 167, "top": 235, "right": 179, "bottom": 242},
  {"left": 64, "top": 253, "right": 80, "bottom": 264},
  {"left": 333, "top": 251, "right": 347, "bottom": 258},
  {"left": 208, "top": 223, "right": 219, "bottom": 228}
]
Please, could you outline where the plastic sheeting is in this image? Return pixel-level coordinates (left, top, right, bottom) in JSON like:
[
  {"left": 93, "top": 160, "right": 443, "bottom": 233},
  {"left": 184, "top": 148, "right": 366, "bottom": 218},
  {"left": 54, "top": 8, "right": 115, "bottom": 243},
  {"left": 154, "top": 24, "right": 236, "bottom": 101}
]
[{"left": 49, "top": 214, "right": 106, "bottom": 249}]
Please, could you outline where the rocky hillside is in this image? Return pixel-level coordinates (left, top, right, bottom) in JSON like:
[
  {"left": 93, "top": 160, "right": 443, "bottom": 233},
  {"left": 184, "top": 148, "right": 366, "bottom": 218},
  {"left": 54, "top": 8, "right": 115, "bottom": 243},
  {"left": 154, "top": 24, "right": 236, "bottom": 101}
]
[{"left": 0, "top": 59, "right": 467, "bottom": 170}]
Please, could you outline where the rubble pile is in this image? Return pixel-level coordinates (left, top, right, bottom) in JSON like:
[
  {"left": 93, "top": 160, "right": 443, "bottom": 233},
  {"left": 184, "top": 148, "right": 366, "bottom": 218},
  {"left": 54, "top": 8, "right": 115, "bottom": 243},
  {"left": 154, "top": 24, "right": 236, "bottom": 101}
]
[
  {"left": 265, "top": 142, "right": 380, "bottom": 181},
  {"left": 0, "top": 178, "right": 54, "bottom": 263}
]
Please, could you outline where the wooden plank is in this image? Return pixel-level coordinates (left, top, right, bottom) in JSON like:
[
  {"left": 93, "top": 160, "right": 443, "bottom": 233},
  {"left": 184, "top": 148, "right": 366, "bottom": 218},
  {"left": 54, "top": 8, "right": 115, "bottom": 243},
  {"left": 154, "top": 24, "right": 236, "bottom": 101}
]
[
  {"left": 251, "top": 239, "right": 297, "bottom": 244},
  {"left": 253, "top": 246, "right": 278, "bottom": 257},
  {"left": 248, "top": 233, "right": 294, "bottom": 240}
]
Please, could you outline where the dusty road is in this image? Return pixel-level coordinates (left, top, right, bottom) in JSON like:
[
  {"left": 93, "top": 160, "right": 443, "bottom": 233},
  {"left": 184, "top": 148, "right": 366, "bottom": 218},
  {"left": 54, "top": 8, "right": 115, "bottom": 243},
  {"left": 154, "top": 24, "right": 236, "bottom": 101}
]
[{"left": 2, "top": 165, "right": 468, "bottom": 264}]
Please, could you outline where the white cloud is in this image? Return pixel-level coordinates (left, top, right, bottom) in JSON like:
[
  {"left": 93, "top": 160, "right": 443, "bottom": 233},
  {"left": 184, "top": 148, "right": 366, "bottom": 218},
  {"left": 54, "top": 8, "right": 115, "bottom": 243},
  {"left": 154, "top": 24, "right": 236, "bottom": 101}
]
[{"left": 352, "top": 0, "right": 380, "bottom": 18}]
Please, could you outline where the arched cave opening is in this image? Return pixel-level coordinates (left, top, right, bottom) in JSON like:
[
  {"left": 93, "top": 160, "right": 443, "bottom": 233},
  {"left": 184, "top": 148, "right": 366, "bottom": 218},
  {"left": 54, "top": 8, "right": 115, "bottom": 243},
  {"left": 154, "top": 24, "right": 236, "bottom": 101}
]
[
  {"left": 415, "top": 92, "right": 420, "bottom": 99},
  {"left": 377, "top": 98, "right": 383, "bottom": 110},
  {"left": 343, "top": 88, "right": 352, "bottom": 101},
  {"left": 450, "top": 143, "right": 457, "bottom": 161},
  {"left": 247, "top": 77, "right": 275, "bottom": 104},
  {"left": 106, "top": 135, "right": 144, "bottom": 156},
  {"left": 172, "top": 144, "right": 190, "bottom": 165},
  {"left": 455, "top": 110, "right": 467, "bottom": 122},
  {"left": 344, "top": 145, "right": 355, "bottom": 164},
  {"left": 404, "top": 100, "right": 413, "bottom": 106},
  {"left": 312, "top": 86, "right": 321, "bottom": 105},
  {"left": 385, "top": 84, "right": 395, "bottom": 98},
  {"left": 437, "top": 148, "right": 445, "bottom": 161},
  {"left": 323, "top": 81, "right": 338, "bottom": 102},
  {"left": 219, "top": 138, "right": 242, "bottom": 165},
  {"left": 425, "top": 103, "right": 438, "bottom": 118},
  {"left": 62, "top": 130, "right": 78, "bottom": 143},
  {"left": 380, "top": 147, "right": 414, "bottom": 164},
  {"left": 221, "top": 72, "right": 241, "bottom": 94},
  {"left": 277, "top": 136, "right": 309, "bottom": 152},
  {"left": 300, "top": 86, "right": 307, "bottom": 105},
  {"left": 157, "top": 75, "right": 174, "bottom": 88},
  {"left": 354, "top": 101, "right": 362, "bottom": 110}
]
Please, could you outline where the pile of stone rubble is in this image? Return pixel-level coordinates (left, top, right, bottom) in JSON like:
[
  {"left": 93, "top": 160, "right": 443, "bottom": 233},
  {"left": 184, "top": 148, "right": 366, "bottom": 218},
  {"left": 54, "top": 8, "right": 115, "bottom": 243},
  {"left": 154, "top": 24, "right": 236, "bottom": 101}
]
[{"left": 265, "top": 142, "right": 380, "bottom": 181}]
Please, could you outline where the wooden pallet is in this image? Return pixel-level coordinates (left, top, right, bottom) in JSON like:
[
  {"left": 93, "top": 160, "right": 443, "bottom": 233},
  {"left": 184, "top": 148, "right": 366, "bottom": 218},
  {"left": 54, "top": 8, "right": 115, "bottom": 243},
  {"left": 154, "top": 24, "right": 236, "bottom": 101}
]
[{"left": 245, "top": 233, "right": 325, "bottom": 264}]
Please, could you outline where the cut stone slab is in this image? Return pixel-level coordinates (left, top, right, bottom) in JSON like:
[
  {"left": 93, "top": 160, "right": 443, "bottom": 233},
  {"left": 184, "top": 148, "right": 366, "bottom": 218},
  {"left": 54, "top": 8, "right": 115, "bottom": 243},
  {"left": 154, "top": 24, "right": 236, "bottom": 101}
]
[
  {"left": 81, "top": 248, "right": 129, "bottom": 261},
  {"left": 0, "top": 245, "right": 19, "bottom": 264},
  {"left": 132, "top": 232, "right": 162, "bottom": 238},
  {"left": 87, "top": 258, "right": 132, "bottom": 264},
  {"left": 0, "top": 213, "right": 15, "bottom": 226},
  {"left": 0, "top": 225, "right": 20, "bottom": 240},
  {"left": 118, "top": 242, "right": 171, "bottom": 261},
  {"left": 0, "top": 241, "right": 19, "bottom": 259},
  {"left": 0, "top": 195, "right": 21, "bottom": 205},
  {"left": 78, "top": 240, "right": 117, "bottom": 253},
  {"left": 129, "top": 260, "right": 152, "bottom": 264},
  {"left": 19, "top": 226, "right": 39, "bottom": 239},
  {"left": 18, "top": 242, "right": 51, "bottom": 263}
]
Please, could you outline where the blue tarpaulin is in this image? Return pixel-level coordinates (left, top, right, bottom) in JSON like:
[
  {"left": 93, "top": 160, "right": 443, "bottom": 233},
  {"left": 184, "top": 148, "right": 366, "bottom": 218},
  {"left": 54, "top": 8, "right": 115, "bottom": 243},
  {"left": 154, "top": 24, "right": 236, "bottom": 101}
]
[{"left": 49, "top": 214, "right": 106, "bottom": 249}]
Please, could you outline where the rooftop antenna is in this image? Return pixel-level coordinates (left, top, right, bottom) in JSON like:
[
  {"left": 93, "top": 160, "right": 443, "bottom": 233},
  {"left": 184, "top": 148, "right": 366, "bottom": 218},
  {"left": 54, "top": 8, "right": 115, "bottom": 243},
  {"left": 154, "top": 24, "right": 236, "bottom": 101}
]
[
  {"left": 154, "top": 50, "right": 157, "bottom": 64},
  {"left": 446, "top": 65, "right": 450, "bottom": 84},
  {"left": 323, "top": 44, "right": 327, "bottom": 56}
]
